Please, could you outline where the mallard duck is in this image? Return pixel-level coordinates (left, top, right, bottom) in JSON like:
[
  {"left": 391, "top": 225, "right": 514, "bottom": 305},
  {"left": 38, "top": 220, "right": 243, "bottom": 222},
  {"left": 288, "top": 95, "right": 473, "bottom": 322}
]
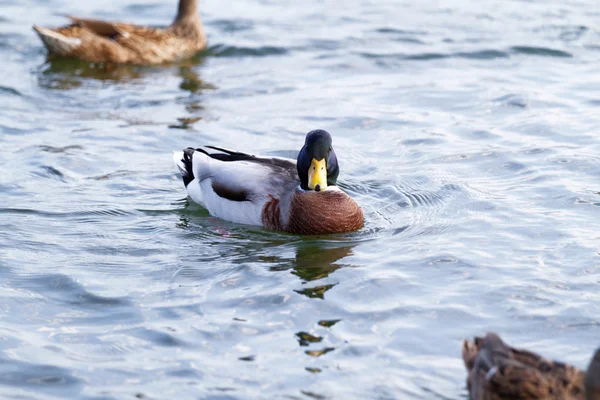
[
  {"left": 172, "top": 130, "right": 364, "bottom": 235},
  {"left": 32, "top": 0, "right": 206, "bottom": 65},
  {"left": 462, "top": 333, "right": 600, "bottom": 400}
]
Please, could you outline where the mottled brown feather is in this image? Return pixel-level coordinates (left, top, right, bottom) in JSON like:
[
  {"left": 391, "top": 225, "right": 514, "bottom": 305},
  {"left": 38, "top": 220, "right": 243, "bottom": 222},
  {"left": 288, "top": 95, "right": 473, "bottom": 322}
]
[
  {"left": 261, "top": 189, "right": 363, "bottom": 235},
  {"left": 463, "top": 333, "right": 588, "bottom": 400},
  {"left": 262, "top": 195, "right": 284, "bottom": 232},
  {"left": 33, "top": 0, "right": 206, "bottom": 65},
  {"left": 66, "top": 17, "right": 124, "bottom": 37}
]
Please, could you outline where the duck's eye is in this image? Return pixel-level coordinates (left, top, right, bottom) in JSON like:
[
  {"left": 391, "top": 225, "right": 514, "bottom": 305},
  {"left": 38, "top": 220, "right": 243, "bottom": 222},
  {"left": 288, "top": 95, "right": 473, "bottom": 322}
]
[{"left": 329, "top": 147, "right": 332, "bottom": 152}]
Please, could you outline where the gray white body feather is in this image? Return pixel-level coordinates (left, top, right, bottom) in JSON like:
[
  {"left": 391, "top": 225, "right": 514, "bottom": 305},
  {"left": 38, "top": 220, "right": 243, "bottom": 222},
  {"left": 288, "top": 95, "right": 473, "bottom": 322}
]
[{"left": 173, "top": 147, "right": 301, "bottom": 227}]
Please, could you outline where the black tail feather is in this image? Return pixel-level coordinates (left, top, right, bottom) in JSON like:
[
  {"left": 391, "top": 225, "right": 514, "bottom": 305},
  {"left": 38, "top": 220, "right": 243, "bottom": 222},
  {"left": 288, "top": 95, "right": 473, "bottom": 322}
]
[{"left": 181, "top": 147, "right": 195, "bottom": 187}]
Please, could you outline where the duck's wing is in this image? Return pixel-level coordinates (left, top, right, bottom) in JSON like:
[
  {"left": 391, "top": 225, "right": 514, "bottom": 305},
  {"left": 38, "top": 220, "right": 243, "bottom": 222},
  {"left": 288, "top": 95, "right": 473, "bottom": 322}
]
[
  {"left": 196, "top": 146, "right": 297, "bottom": 184},
  {"left": 174, "top": 147, "right": 298, "bottom": 227},
  {"left": 201, "top": 146, "right": 298, "bottom": 171},
  {"left": 66, "top": 16, "right": 171, "bottom": 42},
  {"left": 66, "top": 16, "right": 129, "bottom": 38},
  {"left": 509, "top": 345, "right": 585, "bottom": 395},
  {"left": 463, "top": 333, "right": 553, "bottom": 400},
  {"left": 174, "top": 147, "right": 298, "bottom": 203},
  {"left": 483, "top": 363, "right": 551, "bottom": 399}
]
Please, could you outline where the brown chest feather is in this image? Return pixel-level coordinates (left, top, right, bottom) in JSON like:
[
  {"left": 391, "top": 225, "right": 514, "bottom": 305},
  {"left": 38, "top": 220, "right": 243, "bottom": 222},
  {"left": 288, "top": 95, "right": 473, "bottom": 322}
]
[{"left": 262, "top": 190, "right": 363, "bottom": 235}]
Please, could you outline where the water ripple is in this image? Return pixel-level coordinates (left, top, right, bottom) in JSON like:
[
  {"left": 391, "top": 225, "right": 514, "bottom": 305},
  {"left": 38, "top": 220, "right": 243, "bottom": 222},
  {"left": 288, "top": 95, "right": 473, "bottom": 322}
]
[
  {"left": 11, "top": 274, "right": 132, "bottom": 309},
  {"left": 0, "top": 360, "right": 81, "bottom": 395},
  {"left": 510, "top": 46, "right": 572, "bottom": 57},
  {"left": 0, "top": 85, "right": 23, "bottom": 97},
  {"left": 206, "top": 44, "right": 288, "bottom": 57}
]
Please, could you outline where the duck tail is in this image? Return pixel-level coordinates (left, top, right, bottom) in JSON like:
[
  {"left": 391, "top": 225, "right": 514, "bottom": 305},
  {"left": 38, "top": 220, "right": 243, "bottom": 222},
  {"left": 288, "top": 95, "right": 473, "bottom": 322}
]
[
  {"left": 173, "top": 148, "right": 196, "bottom": 187},
  {"left": 33, "top": 25, "right": 82, "bottom": 56}
]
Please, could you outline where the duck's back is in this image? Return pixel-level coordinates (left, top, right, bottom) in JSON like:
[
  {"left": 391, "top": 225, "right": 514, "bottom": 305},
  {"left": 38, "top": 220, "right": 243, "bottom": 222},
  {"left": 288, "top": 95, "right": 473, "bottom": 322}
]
[
  {"left": 463, "top": 333, "right": 585, "bottom": 400},
  {"left": 174, "top": 147, "right": 299, "bottom": 228}
]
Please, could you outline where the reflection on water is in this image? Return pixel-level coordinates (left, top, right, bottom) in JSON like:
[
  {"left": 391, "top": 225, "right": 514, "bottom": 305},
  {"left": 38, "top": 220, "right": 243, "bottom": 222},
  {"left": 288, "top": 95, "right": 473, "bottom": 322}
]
[
  {"left": 178, "top": 64, "right": 216, "bottom": 94},
  {"left": 295, "top": 284, "right": 336, "bottom": 299},
  {"left": 296, "top": 331, "right": 323, "bottom": 346},
  {"left": 265, "top": 241, "right": 356, "bottom": 299},
  {"left": 37, "top": 57, "right": 215, "bottom": 95},
  {"left": 38, "top": 58, "right": 145, "bottom": 89},
  {"left": 289, "top": 242, "right": 355, "bottom": 370},
  {"left": 290, "top": 241, "right": 355, "bottom": 282},
  {"left": 36, "top": 56, "right": 216, "bottom": 130}
]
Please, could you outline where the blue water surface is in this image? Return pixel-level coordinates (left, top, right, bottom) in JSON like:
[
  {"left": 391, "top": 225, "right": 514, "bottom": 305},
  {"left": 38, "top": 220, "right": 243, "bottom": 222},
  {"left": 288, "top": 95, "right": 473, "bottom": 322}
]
[{"left": 0, "top": 0, "right": 599, "bottom": 399}]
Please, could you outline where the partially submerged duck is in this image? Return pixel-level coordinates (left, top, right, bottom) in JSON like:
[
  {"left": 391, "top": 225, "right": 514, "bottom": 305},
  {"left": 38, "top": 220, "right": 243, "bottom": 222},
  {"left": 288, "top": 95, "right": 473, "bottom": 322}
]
[
  {"left": 173, "top": 130, "right": 364, "bottom": 235},
  {"left": 462, "top": 333, "right": 600, "bottom": 400},
  {"left": 33, "top": 0, "right": 206, "bottom": 65}
]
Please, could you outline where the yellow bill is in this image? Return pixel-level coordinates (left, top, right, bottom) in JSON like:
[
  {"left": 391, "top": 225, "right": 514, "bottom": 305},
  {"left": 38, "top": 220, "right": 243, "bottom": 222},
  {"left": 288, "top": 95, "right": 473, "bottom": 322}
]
[{"left": 308, "top": 158, "right": 327, "bottom": 191}]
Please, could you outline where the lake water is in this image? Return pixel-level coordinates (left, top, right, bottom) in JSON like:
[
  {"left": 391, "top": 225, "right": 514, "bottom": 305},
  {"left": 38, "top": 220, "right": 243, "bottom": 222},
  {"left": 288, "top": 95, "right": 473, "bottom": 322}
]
[{"left": 1, "top": 0, "right": 600, "bottom": 398}]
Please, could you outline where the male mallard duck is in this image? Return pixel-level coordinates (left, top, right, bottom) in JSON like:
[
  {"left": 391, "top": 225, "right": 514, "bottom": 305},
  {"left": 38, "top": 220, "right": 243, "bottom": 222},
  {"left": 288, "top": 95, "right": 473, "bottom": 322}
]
[
  {"left": 32, "top": 0, "right": 206, "bottom": 65},
  {"left": 173, "top": 130, "right": 364, "bottom": 235},
  {"left": 462, "top": 333, "right": 600, "bottom": 400}
]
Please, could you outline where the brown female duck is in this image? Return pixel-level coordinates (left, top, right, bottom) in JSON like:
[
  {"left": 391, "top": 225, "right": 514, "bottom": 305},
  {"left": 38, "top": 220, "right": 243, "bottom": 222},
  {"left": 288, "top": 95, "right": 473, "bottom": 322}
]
[
  {"left": 173, "top": 130, "right": 364, "bottom": 235},
  {"left": 462, "top": 333, "right": 600, "bottom": 400},
  {"left": 32, "top": 0, "right": 206, "bottom": 65}
]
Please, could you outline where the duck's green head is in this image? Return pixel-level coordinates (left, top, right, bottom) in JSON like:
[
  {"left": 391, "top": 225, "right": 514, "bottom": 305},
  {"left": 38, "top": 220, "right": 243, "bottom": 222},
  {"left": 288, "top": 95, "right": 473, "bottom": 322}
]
[{"left": 297, "top": 130, "right": 339, "bottom": 192}]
